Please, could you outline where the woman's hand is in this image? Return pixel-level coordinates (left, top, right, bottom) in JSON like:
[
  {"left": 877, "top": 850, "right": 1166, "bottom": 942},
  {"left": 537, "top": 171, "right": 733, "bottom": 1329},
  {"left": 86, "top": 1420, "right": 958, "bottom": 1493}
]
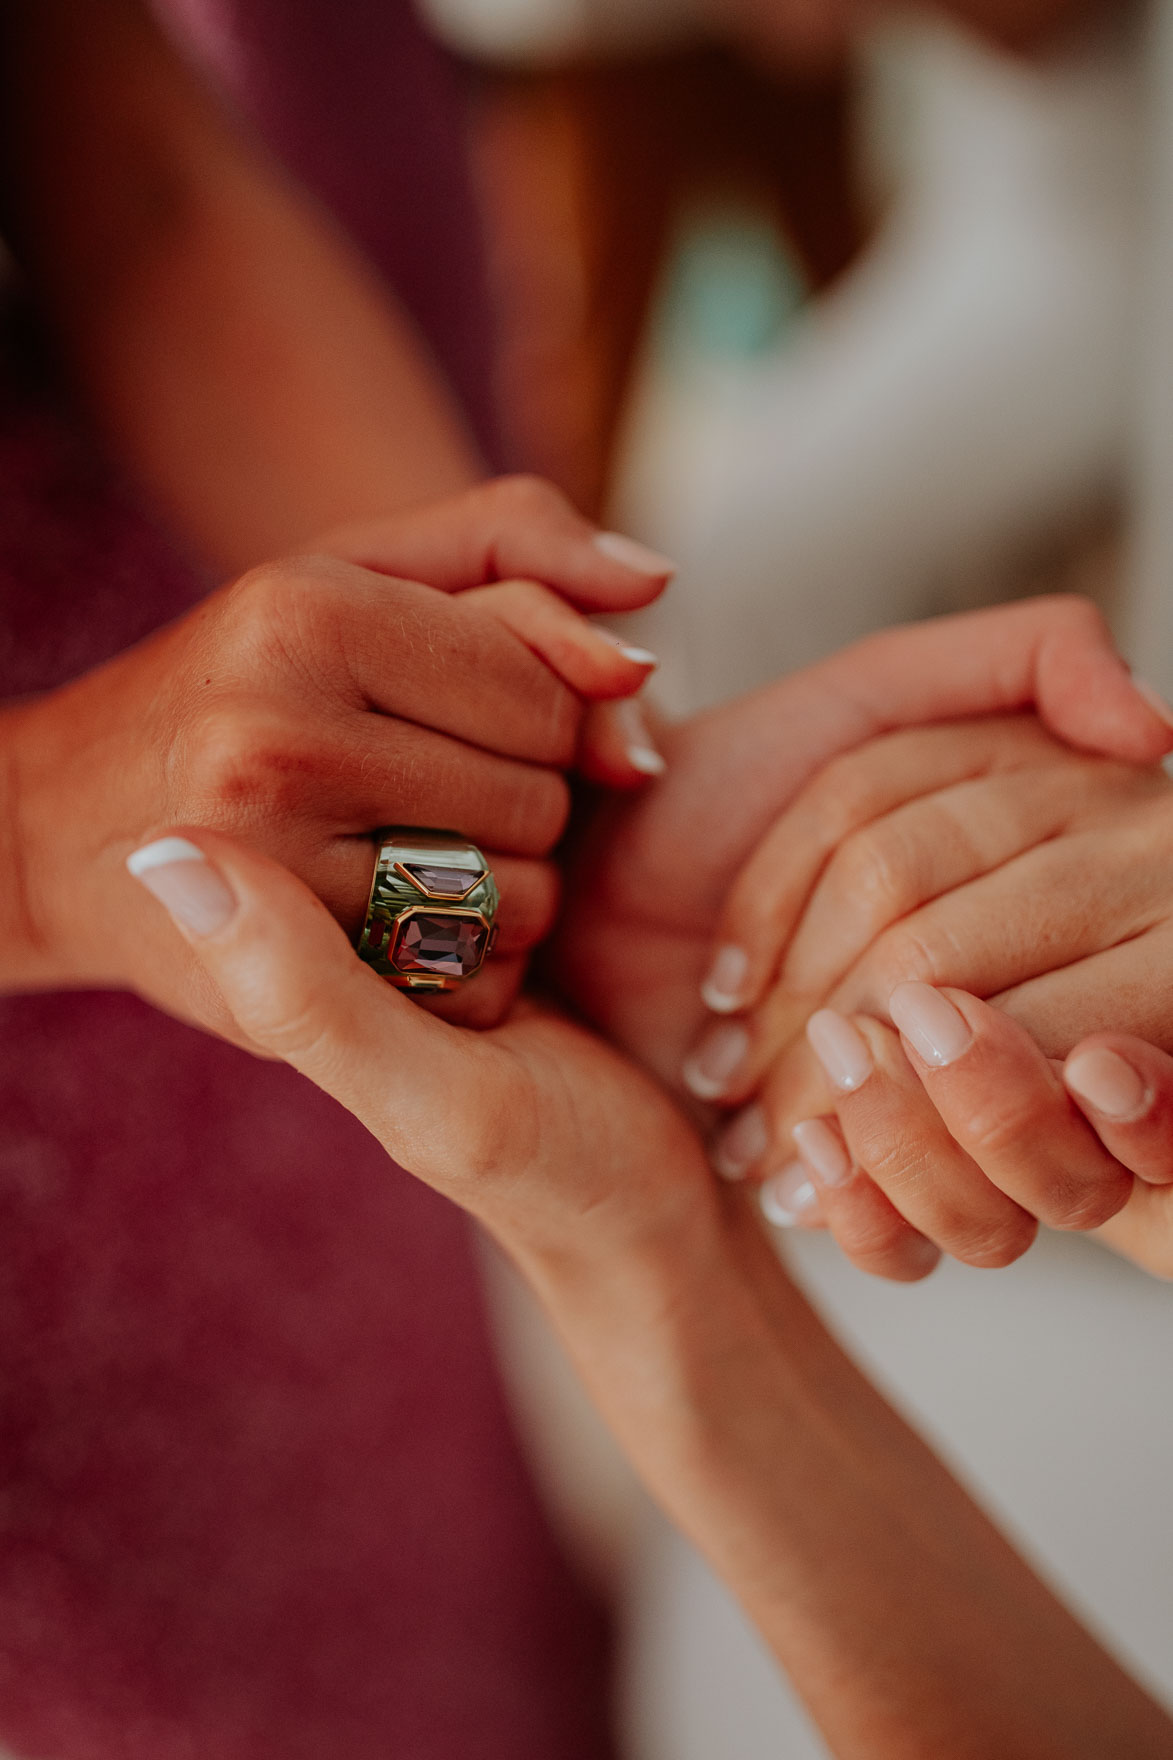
[
  {"left": 553, "top": 596, "right": 1173, "bottom": 1091},
  {"left": 126, "top": 827, "right": 1173, "bottom": 1760},
  {"left": 122, "top": 826, "right": 718, "bottom": 1284},
  {"left": 746, "top": 997, "right": 1173, "bottom": 1283},
  {"left": 686, "top": 713, "right": 1173, "bottom": 1279},
  {"left": 3, "top": 478, "right": 671, "bottom": 1032}
]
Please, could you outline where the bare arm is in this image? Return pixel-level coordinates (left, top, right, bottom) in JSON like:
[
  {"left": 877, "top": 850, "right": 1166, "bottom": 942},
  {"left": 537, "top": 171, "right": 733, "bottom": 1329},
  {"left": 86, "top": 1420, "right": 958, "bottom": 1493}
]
[
  {"left": 0, "top": 0, "right": 480, "bottom": 573},
  {"left": 154, "top": 826, "right": 1173, "bottom": 1760}
]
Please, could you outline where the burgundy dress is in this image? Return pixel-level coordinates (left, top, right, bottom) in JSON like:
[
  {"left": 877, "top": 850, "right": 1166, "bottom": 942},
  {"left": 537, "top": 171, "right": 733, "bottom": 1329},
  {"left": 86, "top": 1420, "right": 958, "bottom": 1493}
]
[{"left": 0, "top": 5, "right": 614, "bottom": 1756}]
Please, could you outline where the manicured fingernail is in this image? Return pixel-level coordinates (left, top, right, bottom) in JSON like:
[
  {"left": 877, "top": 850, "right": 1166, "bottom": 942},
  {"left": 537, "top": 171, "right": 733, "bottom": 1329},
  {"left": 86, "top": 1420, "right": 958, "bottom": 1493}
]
[
  {"left": 126, "top": 837, "right": 237, "bottom": 936},
  {"left": 888, "top": 982, "right": 972, "bottom": 1068},
  {"left": 712, "top": 1104, "right": 768, "bottom": 1181},
  {"left": 683, "top": 1021, "right": 750, "bottom": 1100},
  {"left": 1132, "top": 675, "right": 1173, "bottom": 732},
  {"left": 806, "top": 1010, "right": 872, "bottom": 1092},
  {"left": 593, "top": 530, "right": 677, "bottom": 578},
  {"left": 595, "top": 626, "right": 659, "bottom": 668},
  {"left": 1064, "top": 1047, "right": 1150, "bottom": 1122},
  {"left": 701, "top": 944, "right": 749, "bottom": 1014},
  {"left": 614, "top": 698, "right": 667, "bottom": 776},
  {"left": 760, "top": 1163, "right": 820, "bottom": 1229},
  {"left": 793, "top": 1118, "right": 852, "bottom": 1188}
]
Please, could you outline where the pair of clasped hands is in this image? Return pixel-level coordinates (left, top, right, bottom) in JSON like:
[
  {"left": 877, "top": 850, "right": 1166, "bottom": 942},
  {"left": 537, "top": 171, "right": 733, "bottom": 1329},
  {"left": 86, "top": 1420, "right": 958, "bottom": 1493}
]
[{"left": 80, "top": 474, "right": 1173, "bottom": 1296}]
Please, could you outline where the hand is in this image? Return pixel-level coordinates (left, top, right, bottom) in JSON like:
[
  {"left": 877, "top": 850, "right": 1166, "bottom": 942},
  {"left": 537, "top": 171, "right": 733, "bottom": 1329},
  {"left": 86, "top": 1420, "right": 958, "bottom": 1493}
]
[
  {"left": 745, "top": 996, "right": 1173, "bottom": 1283},
  {"left": 122, "top": 825, "right": 720, "bottom": 1296},
  {"left": 4, "top": 478, "right": 671, "bottom": 1031},
  {"left": 689, "top": 716, "right": 1173, "bottom": 1279},
  {"left": 124, "top": 828, "right": 1173, "bottom": 1760},
  {"left": 552, "top": 596, "right": 1173, "bottom": 1089}
]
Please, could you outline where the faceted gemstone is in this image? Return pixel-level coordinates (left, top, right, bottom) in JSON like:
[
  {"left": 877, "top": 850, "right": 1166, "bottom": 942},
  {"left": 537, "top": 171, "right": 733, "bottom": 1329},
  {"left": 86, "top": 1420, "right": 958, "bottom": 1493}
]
[
  {"left": 393, "top": 910, "right": 488, "bottom": 979},
  {"left": 402, "top": 862, "right": 483, "bottom": 898}
]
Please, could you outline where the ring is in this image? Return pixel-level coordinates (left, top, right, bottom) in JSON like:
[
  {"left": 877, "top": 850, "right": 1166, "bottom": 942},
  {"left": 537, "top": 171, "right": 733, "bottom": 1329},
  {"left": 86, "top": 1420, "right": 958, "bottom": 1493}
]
[{"left": 357, "top": 828, "right": 500, "bottom": 991}]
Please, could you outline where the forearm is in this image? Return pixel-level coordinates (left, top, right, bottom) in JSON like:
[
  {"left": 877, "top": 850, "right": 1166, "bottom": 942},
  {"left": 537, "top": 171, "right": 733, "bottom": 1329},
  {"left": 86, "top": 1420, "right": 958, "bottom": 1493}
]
[
  {"left": 518, "top": 1205, "right": 1173, "bottom": 1760},
  {"left": 0, "top": 0, "right": 480, "bottom": 574}
]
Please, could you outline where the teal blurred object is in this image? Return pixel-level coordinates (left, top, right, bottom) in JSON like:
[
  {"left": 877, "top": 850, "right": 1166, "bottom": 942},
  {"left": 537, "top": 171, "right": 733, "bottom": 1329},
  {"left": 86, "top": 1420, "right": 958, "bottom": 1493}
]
[{"left": 653, "top": 206, "right": 807, "bottom": 361}]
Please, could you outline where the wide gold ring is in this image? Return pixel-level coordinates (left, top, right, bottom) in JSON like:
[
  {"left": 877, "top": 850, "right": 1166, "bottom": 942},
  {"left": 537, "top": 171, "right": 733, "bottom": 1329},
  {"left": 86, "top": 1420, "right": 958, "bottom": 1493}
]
[{"left": 356, "top": 828, "right": 500, "bottom": 991}]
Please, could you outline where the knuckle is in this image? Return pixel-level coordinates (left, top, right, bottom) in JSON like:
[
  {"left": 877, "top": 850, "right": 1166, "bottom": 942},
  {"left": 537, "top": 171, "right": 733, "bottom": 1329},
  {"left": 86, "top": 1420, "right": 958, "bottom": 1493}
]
[
  {"left": 952, "top": 1094, "right": 1051, "bottom": 1161},
  {"left": 1048, "top": 1173, "right": 1132, "bottom": 1233},
  {"left": 492, "top": 473, "right": 564, "bottom": 519},
  {"left": 829, "top": 827, "right": 912, "bottom": 927},
  {"left": 181, "top": 703, "right": 309, "bottom": 815},
  {"left": 858, "top": 923, "right": 942, "bottom": 1005},
  {"left": 953, "top": 1215, "right": 1037, "bottom": 1269}
]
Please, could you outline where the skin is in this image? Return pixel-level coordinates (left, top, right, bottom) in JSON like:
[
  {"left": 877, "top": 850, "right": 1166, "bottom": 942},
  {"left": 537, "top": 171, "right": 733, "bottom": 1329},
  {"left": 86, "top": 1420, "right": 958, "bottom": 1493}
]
[
  {"left": 122, "top": 825, "right": 1173, "bottom": 1760},
  {"left": 551, "top": 597, "right": 1173, "bottom": 1092},
  {"left": 0, "top": 480, "right": 671, "bottom": 1035},
  {"left": 689, "top": 711, "right": 1173, "bottom": 1280}
]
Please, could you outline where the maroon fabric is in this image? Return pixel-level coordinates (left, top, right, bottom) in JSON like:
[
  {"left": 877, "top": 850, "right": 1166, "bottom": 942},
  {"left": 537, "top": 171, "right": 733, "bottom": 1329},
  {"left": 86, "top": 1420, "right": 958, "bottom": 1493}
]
[
  {"left": 0, "top": 2, "right": 616, "bottom": 1751},
  {"left": 160, "top": 0, "right": 501, "bottom": 463}
]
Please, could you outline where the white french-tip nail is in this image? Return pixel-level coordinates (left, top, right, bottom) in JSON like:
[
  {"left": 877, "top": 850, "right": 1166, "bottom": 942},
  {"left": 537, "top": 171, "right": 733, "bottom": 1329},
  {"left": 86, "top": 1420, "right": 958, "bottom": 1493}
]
[
  {"left": 760, "top": 1165, "right": 819, "bottom": 1229},
  {"left": 682, "top": 1022, "right": 750, "bottom": 1101},
  {"left": 613, "top": 698, "right": 667, "bottom": 777},
  {"left": 712, "top": 1103, "right": 769, "bottom": 1182},
  {"left": 126, "top": 836, "right": 206, "bottom": 876},
  {"left": 593, "top": 531, "right": 677, "bottom": 578},
  {"left": 594, "top": 627, "right": 659, "bottom": 668},
  {"left": 701, "top": 944, "right": 749, "bottom": 1014},
  {"left": 126, "top": 837, "right": 237, "bottom": 937}
]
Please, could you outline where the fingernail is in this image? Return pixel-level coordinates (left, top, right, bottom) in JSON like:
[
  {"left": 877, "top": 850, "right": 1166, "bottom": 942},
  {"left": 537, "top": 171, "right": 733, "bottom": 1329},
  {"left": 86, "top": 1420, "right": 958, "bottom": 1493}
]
[
  {"left": 126, "top": 837, "right": 237, "bottom": 936},
  {"left": 760, "top": 1163, "right": 820, "bottom": 1229},
  {"left": 593, "top": 531, "right": 677, "bottom": 578},
  {"left": 595, "top": 626, "right": 659, "bottom": 669},
  {"left": 806, "top": 1010, "right": 872, "bottom": 1092},
  {"left": 793, "top": 1118, "right": 852, "bottom": 1188},
  {"left": 1064, "top": 1047, "right": 1150, "bottom": 1122},
  {"left": 701, "top": 944, "right": 749, "bottom": 1014},
  {"left": 614, "top": 698, "right": 667, "bottom": 776},
  {"left": 683, "top": 1021, "right": 750, "bottom": 1100},
  {"left": 712, "top": 1104, "right": 768, "bottom": 1181},
  {"left": 1132, "top": 675, "right": 1173, "bottom": 732},
  {"left": 888, "top": 982, "right": 972, "bottom": 1068}
]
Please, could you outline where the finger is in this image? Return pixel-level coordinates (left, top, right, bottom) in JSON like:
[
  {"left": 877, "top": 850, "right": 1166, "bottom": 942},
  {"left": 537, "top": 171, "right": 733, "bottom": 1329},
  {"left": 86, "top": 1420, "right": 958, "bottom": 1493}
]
[
  {"left": 1064, "top": 1035, "right": 1173, "bottom": 1187},
  {"left": 577, "top": 698, "right": 668, "bottom": 789},
  {"left": 343, "top": 570, "right": 584, "bottom": 763},
  {"left": 817, "top": 594, "right": 1173, "bottom": 766},
  {"left": 325, "top": 844, "right": 558, "bottom": 953},
  {"left": 780, "top": 762, "right": 1117, "bottom": 1006},
  {"left": 701, "top": 717, "right": 1071, "bottom": 1015},
  {"left": 778, "top": 1120, "right": 943, "bottom": 1284},
  {"left": 415, "top": 955, "right": 527, "bottom": 1030},
  {"left": 125, "top": 830, "right": 514, "bottom": 1189},
  {"left": 888, "top": 986, "right": 1133, "bottom": 1230},
  {"left": 325, "top": 475, "right": 675, "bottom": 611},
  {"left": 460, "top": 578, "right": 658, "bottom": 700},
  {"left": 825, "top": 813, "right": 1164, "bottom": 1028},
  {"left": 803, "top": 1010, "right": 1039, "bottom": 1269},
  {"left": 317, "top": 717, "right": 572, "bottom": 864},
  {"left": 990, "top": 923, "right": 1173, "bottom": 1057}
]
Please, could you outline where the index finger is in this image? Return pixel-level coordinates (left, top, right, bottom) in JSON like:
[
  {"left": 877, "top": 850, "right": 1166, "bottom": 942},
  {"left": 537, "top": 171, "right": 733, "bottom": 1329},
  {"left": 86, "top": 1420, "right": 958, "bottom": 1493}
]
[{"left": 325, "top": 475, "right": 675, "bottom": 611}]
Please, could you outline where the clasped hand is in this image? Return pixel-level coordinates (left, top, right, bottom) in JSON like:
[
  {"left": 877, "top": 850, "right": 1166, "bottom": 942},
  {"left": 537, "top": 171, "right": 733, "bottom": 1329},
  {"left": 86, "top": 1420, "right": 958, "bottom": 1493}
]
[{"left": 121, "top": 572, "right": 1173, "bottom": 1302}]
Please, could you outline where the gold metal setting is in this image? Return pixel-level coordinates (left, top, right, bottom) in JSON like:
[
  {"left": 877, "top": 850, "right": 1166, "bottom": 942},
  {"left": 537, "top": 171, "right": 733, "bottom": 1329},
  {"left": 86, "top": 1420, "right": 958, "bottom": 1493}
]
[{"left": 357, "top": 828, "right": 500, "bottom": 990}]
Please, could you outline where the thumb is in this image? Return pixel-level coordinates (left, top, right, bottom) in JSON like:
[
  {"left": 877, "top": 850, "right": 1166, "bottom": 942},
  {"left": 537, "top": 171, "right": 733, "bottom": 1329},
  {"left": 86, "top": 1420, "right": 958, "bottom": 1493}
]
[{"left": 124, "top": 831, "right": 517, "bottom": 1193}]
